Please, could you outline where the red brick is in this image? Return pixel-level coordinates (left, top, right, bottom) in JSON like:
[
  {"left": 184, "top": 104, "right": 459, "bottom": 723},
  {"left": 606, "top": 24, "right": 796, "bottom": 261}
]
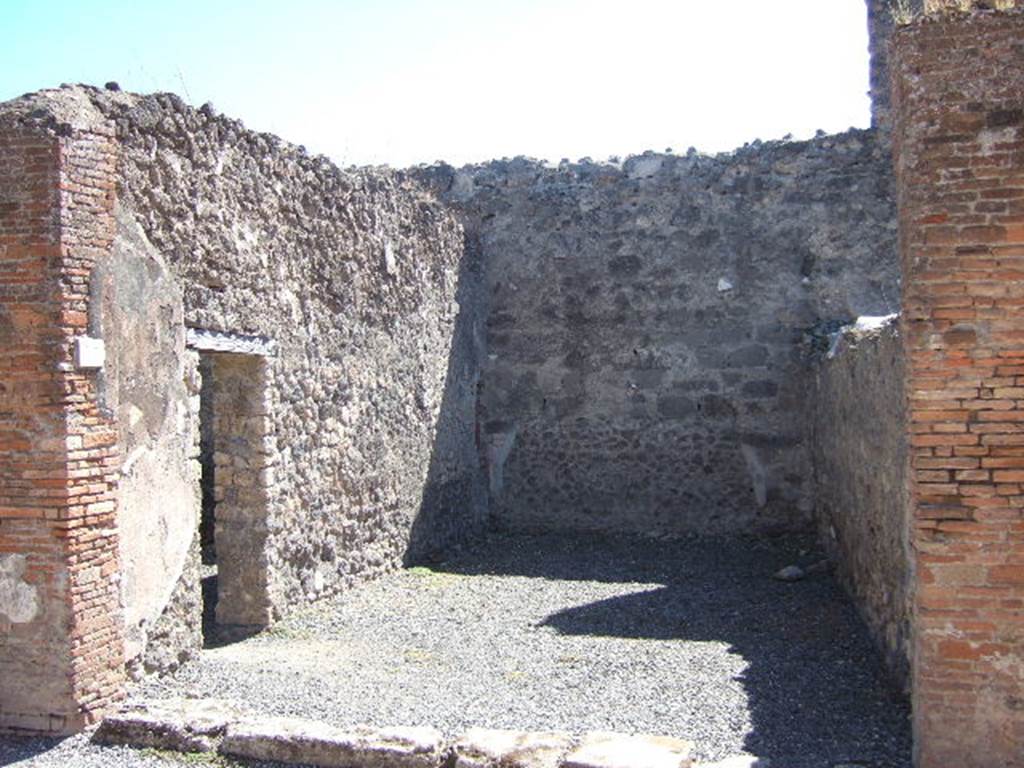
[{"left": 989, "top": 565, "right": 1024, "bottom": 584}]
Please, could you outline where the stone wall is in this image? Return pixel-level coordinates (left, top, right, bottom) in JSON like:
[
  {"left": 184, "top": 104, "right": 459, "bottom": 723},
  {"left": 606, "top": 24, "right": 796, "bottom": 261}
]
[
  {"left": 892, "top": 9, "right": 1024, "bottom": 767},
  {"left": 77, "top": 86, "right": 489, "bottom": 618},
  {"left": 925, "top": 0, "right": 1023, "bottom": 11},
  {"left": 811, "top": 319, "right": 912, "bottom": 691},
  {"left": 867, "top": 0, "right": 896, "bottom": 131},
  {"left": 866, "top": 0, "right": 928, "bottom": 131},
  {"left": 425, "top": 132, "right": 899, "bottom": 535},
  {"left": 0, "top": 83, "right": 490, "bottom": 729}
]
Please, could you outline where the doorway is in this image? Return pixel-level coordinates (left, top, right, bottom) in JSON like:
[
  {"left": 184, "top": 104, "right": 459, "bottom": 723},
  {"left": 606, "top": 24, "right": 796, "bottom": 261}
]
[{"left": 195, "top": 345, "right": 273, "bottom": 645}]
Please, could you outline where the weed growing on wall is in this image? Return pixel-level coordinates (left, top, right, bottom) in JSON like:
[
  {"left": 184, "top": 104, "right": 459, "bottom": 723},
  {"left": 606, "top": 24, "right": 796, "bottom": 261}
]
[{"left": 890, "top": 0, "right": 918, "bottom": 24}]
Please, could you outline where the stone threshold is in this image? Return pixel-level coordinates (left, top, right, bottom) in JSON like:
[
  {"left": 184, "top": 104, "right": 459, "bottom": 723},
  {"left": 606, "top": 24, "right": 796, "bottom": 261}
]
[{"left": 93, "top": 699, "right": 767, "bottom": 768}]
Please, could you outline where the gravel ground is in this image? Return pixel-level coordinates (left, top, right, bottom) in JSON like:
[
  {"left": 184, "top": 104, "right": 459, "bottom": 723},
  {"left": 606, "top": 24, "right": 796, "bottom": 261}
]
[{"left": 0, "top": 531, "right": 911, "bottom": 767}]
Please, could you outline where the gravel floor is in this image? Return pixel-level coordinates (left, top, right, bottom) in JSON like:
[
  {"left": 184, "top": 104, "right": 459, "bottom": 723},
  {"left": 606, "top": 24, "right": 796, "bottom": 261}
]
[{"left": 0, "top": 530, "right": 912, "bottom": 767}]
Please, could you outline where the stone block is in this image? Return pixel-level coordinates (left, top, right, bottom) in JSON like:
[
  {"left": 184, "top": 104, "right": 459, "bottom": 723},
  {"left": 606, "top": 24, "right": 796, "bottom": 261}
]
[
  {"left": 93, "top": 699, "right": 241, "bottom": 752},
  {"left": 562, "top": 732, "right": 693, "bottom": 768},
  {"left": 453, "top": 728, "right": 575, "bottom": 768},
  {"left": 697, "top": 757, "right": 769, "bottom": 768},
  {"left": 220, "top": 717, "right": 445, "bottom": 768}
]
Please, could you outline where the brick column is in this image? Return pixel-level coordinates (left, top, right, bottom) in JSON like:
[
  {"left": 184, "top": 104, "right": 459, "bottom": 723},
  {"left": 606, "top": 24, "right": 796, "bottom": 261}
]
[
  {"left": 0, "top": 106, "right": 125, "bottom": 732},
  {"left": 891, "top": 11, "right": 1024, "bottom": 767}
]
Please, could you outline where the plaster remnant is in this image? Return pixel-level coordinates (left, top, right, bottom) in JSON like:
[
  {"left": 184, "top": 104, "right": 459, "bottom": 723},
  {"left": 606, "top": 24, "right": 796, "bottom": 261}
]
[
  {"left": 384, "top": 240, "right": 399, "bottom": 276},
  {"left": 0, "top": 554, "right": 39, "bottom": 624},
  {"left": 487, "top": 428, "right": 518, "bottom": 496},
  {"left": 853, "top": 313, "right": 899, "bottom": 333},
  {"left": 740, "top": 444, "right": 768, "bottom": 508}
]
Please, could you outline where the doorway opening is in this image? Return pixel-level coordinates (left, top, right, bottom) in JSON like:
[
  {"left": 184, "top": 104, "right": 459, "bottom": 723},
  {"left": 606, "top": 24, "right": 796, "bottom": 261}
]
[{"left": 192, "top": 334, "right": 274, "bottom": 647}]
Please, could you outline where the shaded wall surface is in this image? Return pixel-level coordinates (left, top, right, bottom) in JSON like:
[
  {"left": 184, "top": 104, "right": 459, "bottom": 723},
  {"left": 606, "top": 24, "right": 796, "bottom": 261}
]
[
  {"left": 892, "top": 10, "right": 1024, "bottom": 767},
  {"left": 812, "top": 320, "right": 911, "bottom": 691},
  {"left": 425, "top": 133, "right": 899, "bottom": 534}
]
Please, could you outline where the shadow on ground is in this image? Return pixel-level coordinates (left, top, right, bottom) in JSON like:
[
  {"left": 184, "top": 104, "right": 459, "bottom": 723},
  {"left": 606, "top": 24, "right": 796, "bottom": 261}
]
[
  {"left": 434, "top": 530, "right": 912, "bottom": 768},
  {"left": 0, "top": 735, "right": 69, "bottom": 767}
]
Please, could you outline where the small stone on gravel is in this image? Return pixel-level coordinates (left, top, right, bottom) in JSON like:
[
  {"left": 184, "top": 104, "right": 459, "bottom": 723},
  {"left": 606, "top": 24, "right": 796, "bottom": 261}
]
[{"left": 772, "top": 565, "right": 805, "bottom": 582}]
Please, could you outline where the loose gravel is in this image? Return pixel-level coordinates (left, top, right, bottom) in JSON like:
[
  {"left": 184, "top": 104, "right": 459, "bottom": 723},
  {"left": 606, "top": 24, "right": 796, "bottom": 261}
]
[{"left": 0, "top": 530, "right": 911, "bottom": 767}]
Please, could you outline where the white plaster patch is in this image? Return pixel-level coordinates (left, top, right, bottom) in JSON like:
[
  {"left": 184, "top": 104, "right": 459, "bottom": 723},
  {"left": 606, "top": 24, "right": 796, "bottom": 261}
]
[
  {"left": 383, "top": 241, "right": 399, "bottom": 276},
  {"left": 978, "top": 126, "right": 1017, "bottom": 156},
  {"left": 0, "top": 553, "right": 39, "bottom": 624},
  {"left": 128, "top": 403, "right": 144, "bottom": 428},
  {"left": 740, "top": 444, "right": 768, "bottom": 508},
  {"left": 986, "top": 649, "right": 1024, "bottom": 678},
  {"left": 487, "top": 428, "right": 518, "bottom": 496},
  {"left": 853, "top": 313, "right": 898, "bottom": 333}
]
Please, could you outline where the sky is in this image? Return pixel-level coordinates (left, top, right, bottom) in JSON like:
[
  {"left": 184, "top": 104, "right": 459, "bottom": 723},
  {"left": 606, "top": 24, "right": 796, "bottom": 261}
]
[{"left": 0, "top": 0, "right": 873, "bottom": 168}]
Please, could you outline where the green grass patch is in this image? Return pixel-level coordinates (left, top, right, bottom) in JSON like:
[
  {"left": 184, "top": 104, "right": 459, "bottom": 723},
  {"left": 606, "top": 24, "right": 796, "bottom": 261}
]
[{"left": 405, "top": 566, "right": 461, "bottom": 588}]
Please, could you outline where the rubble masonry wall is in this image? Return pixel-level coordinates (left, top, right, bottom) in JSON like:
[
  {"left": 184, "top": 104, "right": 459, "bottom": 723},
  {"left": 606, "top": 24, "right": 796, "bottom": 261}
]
[
  {"left": 85, "top": 85, "right": 490, "bottom": 651},
  {"left": 424, "top": 133, "right": 899, "bottom": 535},
  {"left": 811, "top": 320, "right": 912, "bottom": 691}
]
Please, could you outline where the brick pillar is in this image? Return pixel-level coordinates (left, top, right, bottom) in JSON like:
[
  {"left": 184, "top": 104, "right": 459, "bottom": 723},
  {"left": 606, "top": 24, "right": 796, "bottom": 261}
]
[
  {"left": 891, "top": 10, "right": 1024, "bottom": 768},
  {"left": 0, "top": 105, "right": 125, "bottom": 732}
]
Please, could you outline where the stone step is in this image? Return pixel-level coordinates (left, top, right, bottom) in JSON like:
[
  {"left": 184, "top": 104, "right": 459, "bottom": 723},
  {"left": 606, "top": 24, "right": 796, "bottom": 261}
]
[
  {"left": 93, "top": 698, "right": 239, "bottom": 753},
  {"left": 221, "top": 718, "right": 444, "bottom": 768},
  {"left": 94, "top": 699, "right": 769, "bottom": 768}
]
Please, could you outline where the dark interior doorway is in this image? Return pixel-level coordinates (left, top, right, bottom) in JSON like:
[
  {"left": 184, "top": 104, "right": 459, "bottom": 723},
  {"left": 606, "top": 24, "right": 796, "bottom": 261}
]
[{"left": 196, "top": 348, "right": 272, "bottom": 646}]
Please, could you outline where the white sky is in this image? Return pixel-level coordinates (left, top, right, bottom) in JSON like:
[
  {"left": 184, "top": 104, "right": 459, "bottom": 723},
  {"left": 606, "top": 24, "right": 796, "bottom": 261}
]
[{"left": 1, "top": 0, "right": 872, "bottom": 167}]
